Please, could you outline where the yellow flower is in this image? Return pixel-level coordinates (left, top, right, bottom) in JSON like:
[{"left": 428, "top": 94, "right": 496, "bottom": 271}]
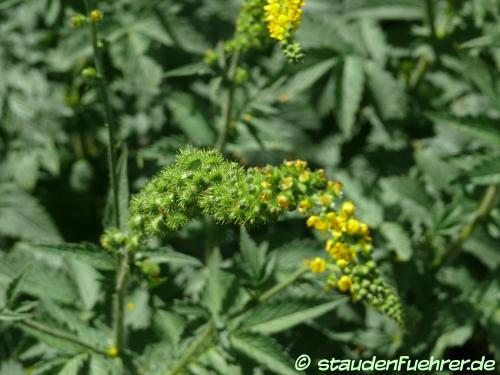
[
  {"left": 337, "top": 275, "right": 352, "bottom": 292},
  {"left": 298, "top": 198, "right": 312, "bottom": 213},
  {"left": 127, "top": 302, "right": 135, "bottom": 311},
  {"left": 314, "top": 220, "right": 330, "bottom": 231},
  {"left": 264, "top": 0, "right": 305, "bottom": 41},
  {"left": 306, "top": 215, "right": 320, "bottom": 227},
  {"left": 336, "top": 259, "right": 348, "bottom": 268},
  {"left": 346, "top": 219, "right": 360, "bottom": 235},
  {"left": 326, "top": 212, "right": 336, "bottom": 222},
  {"left": 309, "top": 257, "right": 326, "bottom": 273},
  {"left": 277, "top": 195, "right": 289, "bottom": 209},
  {"left": 280, "top": 176, "right": 294, "bottom": 189},
  {"left": 360, "top": 223, "right": 370, "bottom": 236},
  {"left": 328, "top": 180, "right": 343, "bottom": 195},
  {"left": 320, "top": 193, "right": 332, "bottom": 207},
  {"left": 295, "top": 160, "right": 308, "bottom": 169},
  {"left": 89, "top": 9, "right": 103, "bottom": 23},
  {"left": 261, "top": 180, "right": 271, "bottom": 189},
  {"left": 299, "top": 171, "right": 310, "bottom": 182},
  {"left": 341, "top": 201, "right": 356, "bottom": 216}
]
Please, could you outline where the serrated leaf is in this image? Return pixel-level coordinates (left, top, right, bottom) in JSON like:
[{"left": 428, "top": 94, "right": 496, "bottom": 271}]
[
  {"left": 201, "top": 249, "right": 225, "bottom": 318},
  {"left": 58, "top": 354, "right": 87, "bottom": 375},
  {"left": 0, "top": 183, "right": 61, "bottom": 242},
  {"left": 230, "top": 331, "right": 297, "bottom": 375},
  {"left": 282, "top": 58, "right": 336, "bottom": 97},
  {"left": 470, "top": 155, "right": 500, "bottom": 185},
  {"left": 163, "top": 62, "right": 210, "bottom": 78},
  {"left": 169, "top": 93, "right": 215, "bottom": 145},
  {"left": 69, "top": 261, "right": 101, "bottom": 311},
  {"left": 0, "top": 310, "right": 33, "bottom": 321},
  {"left": 239, "top": 228, "right": 264, "bottom": 283},
  {"left": 366, "top": 62, "right": 407, "bottom": 120},
  {"left": 144, "top": 247, "right": 202, "bottom": 267},
  {"left": 426, "top": 112, "right": 500, "bottom": 146},
  {"left": 5, "top": 265, "right": 31, "bottom": 309},
  {"left": 29, "top": 243, "right": 115, "bottom": 271},
  {"left": 125, "top": 287, "right": 151, "bottom": 330},
  {"left": 337, "top": 56, "right": 365, "bottom": 137},
  {"left": 380, "top": 222, "right": 412, "bottom": 261},
  {"left": 240, "top": 297, "right": 346, "bottom": 334},
  {"left": 431, "top": 325, "right": 473, "bottom": 358}
]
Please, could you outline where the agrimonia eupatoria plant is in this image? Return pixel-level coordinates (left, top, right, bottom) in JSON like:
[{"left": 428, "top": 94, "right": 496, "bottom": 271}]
[
  {"left": 225, "top": 0, "right": 305, "bottom": 62},
  {"left": 102, "top": 148, "right": 404, "bottom": 326}
]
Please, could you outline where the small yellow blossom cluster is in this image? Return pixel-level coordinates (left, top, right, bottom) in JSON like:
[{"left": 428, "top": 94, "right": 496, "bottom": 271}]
[
  {"left": 264, "top": 0, "right": 305, "bottom": 41},
  {"left": 263, "top": 0, "right": 305, "bottom": 62}
]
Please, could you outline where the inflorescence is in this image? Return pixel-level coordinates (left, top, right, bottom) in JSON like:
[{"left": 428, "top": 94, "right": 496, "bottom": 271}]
[
  {"left": 102, "top": 148, "right": 403, "bottom": 325},
  {"left": 225, "top": 0, "right": 305, "bottom": 63}
]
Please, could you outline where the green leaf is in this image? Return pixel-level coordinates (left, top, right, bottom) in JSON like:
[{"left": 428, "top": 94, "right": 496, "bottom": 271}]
[
  {"left": 169, "top": 93, "right": 215, "bottom": 145},
  {"left": 201, "top": 249, "right": 225, "bottom": 318},
  {"left": 69, "top": 261, "right": 102, "bottom": 311},
  {"left": 144, "top": 247, "right": 202, "bottom": 267},
  {"left": 239, "top": 228, "right": 265, "bottom": 283},
  {"left": 282, "top": 58, "right": 336, "bottom": 97},
  {"left": 426, "top": 112, "right": 500, "bottom": 146},
  {"left": 163, "top": 62, "right": 210, "bottom": 78},
  {"left": 380, "top": 223, "right": 412, "bottom": 261},
  {"left": 240, "top": 297, "right": 346, "bottom": 334},
  {"left": 365, "top": 62, "right": 407, "bottom": 120},
  {"left": 0, "top": 360, "right": 24, "bottom": 375},
  {"left": 29, "top": 243, "right": 115, "bottom": 271},
  {"left": 0, "top": 183, "right": 61, "bottom": 242},
  {"left": 431, "top": 325, "right": 473, "bottom": 358},
  {"left": 230, "top": 331, "right": 297, "bottom": 375},
  {"left": 125, "top": 287, "right": 151, "bottom": 330},
  {"left": 0, "top": 310, "right": 33, "bottom": 321},
  {"left": 58, "top": 354, "right": 87, "bottom": 375},
  {"left": 5, "top": 265, "right": 31, "bottom": 309},
  {"left": 344, "top": 0, "right": 423, "bottom": 20},
  {"left": 337, "top": 56, "right": 365, "bottom": 137},
  {"left": 470, "top": 155, "right": 500, "bottom": 185}
]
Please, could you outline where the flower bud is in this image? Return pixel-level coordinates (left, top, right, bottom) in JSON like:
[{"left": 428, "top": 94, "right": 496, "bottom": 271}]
[{"left": 89, "top": 9, "right": 103, "bottom": 23}]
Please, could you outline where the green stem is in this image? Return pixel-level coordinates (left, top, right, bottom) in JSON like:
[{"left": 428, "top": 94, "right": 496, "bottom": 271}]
[
  {"left": 112, "top": 251, "right": 130, "bottom": 353},
  {"left": 168, "top": 322, "right": 214, "bottom": 375},
  {"left": 215, "top": 49, "right": 241, "bottom": 152},
  {"left": 83, "top": 0, "right": 128, "bottom": 355},
  {"left": 438, "top": 184, "right": 498, "bottom": 267},
  {"left": 21, "top": 319, "right": 108, "bottom": 356},
  {"left": 424, "top": 0, "right": 438, "bottom": 42},
  {"left": 83, "top": 0, "right": 120, "bottom": 229},
  {"left": 259, "top": 266, "right": 308, "bottom": 303}
]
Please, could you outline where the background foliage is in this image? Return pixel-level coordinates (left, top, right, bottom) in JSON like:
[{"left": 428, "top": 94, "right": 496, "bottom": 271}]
[{"left": 1, "top": 0, "right": 499, "bottom": 374}]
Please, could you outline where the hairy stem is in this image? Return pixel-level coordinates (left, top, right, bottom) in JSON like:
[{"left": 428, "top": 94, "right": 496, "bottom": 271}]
[
  {"left": 259, "top": 266, "right": 308, "bottom": 302},
  {"left": 83, "top": 0, "right": 128, "bottom": 355},
  {"left": 215, "top": 49, "right": 241, "bottom": 152},
  {"left": 168, "top": 322, "right": 214, "bottom": 375},
  {"left": 113, "top": 251, "right": 130, "bottom": 353},
  {"left": 438, "top": 184, "right": 498, "bottom": 267},
  {"left": 21, "top": 319, "right": 108, "bottom": 356},
  {"left": 83, "top": 0, "right": 120, "bottom": 228}
]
